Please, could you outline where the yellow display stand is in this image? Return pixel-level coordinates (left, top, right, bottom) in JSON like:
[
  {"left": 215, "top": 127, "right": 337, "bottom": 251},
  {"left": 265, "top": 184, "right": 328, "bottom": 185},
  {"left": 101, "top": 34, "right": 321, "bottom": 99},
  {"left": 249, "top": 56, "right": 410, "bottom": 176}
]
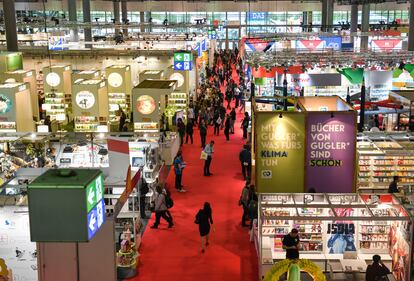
[{"left": 263, "top": 259, "right": 326, "bottom": 281}]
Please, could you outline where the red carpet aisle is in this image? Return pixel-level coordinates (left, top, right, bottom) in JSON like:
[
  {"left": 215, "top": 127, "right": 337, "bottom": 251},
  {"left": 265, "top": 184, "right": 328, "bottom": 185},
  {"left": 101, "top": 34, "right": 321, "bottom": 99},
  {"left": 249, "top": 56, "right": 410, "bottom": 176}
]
[{"left": 133, "top": 110, "right": 258, "bottom": 281}]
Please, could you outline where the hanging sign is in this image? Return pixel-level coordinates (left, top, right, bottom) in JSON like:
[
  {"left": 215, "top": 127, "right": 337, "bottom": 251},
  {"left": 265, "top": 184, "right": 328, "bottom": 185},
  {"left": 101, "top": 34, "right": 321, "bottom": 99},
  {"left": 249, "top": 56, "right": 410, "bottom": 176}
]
[
  {"left": 371, "top": 39, "right": 402, "bottom": 52},
  {"left": 208, "top": 30, "right": 217, "bottom": 39},
  {"left": 174, "top": 52, "right": 193, "bottom": 71},
  {"left": 295, "top": 40, "right": 324, "bottom": 51},
  {"left": 305, "top": 112, "right": 357, "bottom": 193},
  {"left": 364, "top": 70, "right": 393, "bottom": 101}
]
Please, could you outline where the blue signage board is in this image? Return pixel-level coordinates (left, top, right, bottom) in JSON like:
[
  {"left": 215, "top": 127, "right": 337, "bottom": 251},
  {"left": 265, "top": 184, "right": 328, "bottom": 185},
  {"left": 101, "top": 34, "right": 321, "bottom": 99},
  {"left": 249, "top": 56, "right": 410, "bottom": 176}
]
[
  {"left": 174, "top": 51, "right": 193, "bottom": 71},
  {"left": 201, "top": 39, "right": 207, "bottom": 51},
  {"left": 320, "top": 36, "right": 342, "bottom": 51},
  {"left": 193, "top": 43, "right": 202, "bottom": 57},
  {"left": 87, "top": 199, "right": 105, "bottom": 240},
  {"left": 208, "top": 30, "right": 217, "bottom": 39},
  {"left": 247, "top": 12, "right": 267, "bottom": 22}
]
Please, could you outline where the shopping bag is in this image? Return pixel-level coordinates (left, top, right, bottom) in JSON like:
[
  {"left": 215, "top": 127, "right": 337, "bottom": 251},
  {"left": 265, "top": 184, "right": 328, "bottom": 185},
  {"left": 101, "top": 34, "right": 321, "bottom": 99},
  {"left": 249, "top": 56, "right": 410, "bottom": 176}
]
[{"left": 200, "top": 151, "right": 208, "bottom": 160}]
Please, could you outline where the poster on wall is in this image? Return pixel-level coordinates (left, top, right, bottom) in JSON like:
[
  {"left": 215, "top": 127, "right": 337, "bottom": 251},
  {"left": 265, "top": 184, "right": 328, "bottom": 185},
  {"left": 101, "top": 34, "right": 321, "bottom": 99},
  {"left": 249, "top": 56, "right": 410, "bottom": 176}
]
[
  {"left": 327, "top": 208, "right": 356, "bottom": 254},
  {"left": 305, "top": 112, "right": 356, "bottom": 193},
  {"left": 256, "top": 113, "right": 305, "bottom": 193},
  {"left": 390, "top": 221, "right": 411, "bottom": 281},
  {"left": 0, "top": 206, "right": 37, "bottom": 281}
]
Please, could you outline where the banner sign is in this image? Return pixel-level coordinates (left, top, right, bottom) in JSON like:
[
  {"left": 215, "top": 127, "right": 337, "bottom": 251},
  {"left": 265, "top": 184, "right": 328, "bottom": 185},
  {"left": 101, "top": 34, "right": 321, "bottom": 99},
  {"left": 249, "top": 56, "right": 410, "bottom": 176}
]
[
  {"left": 289, "top": 73, "right": 342, "bottom": 87},
  {"left": 296, "top": 39, "right": 324, "bottom": 51},
  {"left": 244, "top": 39, "right": 275, "bottom": 53},
  {"left": 364, "top": 70, "right": 393, "bottom": 101},
  {"left": 305, "top": 112, "right": 356, "bottom": 193},
  {"left": 256, "top": 113, "right": 306, "bottom": 193},
  {"left": 247, "top": 12, "right": 267, "bottom": 22},
  {"left": 296, "top": 37, "right": 342, "bottom": 51},
  {"left": 319, "top": 36, "right": 342, "bottom": 51},
  {"left": 371, "top": 39, "right": 402, "bottom": 52}
]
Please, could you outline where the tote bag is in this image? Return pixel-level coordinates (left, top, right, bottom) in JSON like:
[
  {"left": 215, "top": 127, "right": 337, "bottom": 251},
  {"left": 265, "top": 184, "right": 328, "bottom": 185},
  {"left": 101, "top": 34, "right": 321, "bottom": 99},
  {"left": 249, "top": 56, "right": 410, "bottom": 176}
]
[{"left": 200, "top": 150, "right": 208, "bottom": 160}]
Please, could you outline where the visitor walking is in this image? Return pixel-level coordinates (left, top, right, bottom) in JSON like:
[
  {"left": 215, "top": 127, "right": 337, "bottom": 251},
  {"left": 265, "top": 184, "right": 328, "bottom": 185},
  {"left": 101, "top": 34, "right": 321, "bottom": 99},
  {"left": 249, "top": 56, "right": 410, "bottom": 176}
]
[
  {"left": 203, "top": 140, "right": 214, "bottom": 176},
  {"left": 241, "top": 112, "right": 250, "bottom": 139},
  {"left": 199, "top": 120, "right": 207, "bottom": 148},
  {"left": 239, "top": 144, "right": 252, "bottom": 180},
  {"left": 224, "top": 114, "right": 231, "bottom": 142},
  {"left": 185, "top": 120, "right": 194, "bottom": 144},
  {"left": 150, "top": 185, "right": 174, "bottom": 229},
  {"left": 195, "top": 202, "right": 214, "bottom": 253},
  {"left": 248, "top": 193, "right": 258, "bottom": 229},
  {"left": 213, "top": 111, "right": 221, "bottom": 136},
  {"left": 139, "top": 177, "right": 149, "bottom": 219},
  {"left": 230, "top": 108, "right": 236, "bottom": 134},
  {"left": 239, "top": 184, "right": 250, "bottom": 227},
  {"left": 173, "top": 151, "right": 186, "bottom": 192},
  {"left": 177, "top": 118, "right": 185, "bottom": 146}
]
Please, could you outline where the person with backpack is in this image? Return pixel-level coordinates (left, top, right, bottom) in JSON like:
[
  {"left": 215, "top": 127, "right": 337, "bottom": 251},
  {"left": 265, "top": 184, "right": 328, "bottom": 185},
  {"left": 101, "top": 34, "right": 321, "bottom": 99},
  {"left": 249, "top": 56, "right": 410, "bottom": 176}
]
[
  {"left": 239, "top": 184, "right": 250, "bottom": 227},
  {"left": 164, "top": 188, "right": 174, "bottom": 223},
  {"left": 174, "top": 151, "right": 186, "bottom": 193},
  {"left": 195, "top": 202, "right": 214, "bottom": 253},
  {"left": 150, "top": 185, "right": 173, "bottom": 229},
  {"left": 139, "top": 177, "right": 149, "bottom": 219},
  {"left": 248, "top": 193, "right": 258, "bottom": 229}
]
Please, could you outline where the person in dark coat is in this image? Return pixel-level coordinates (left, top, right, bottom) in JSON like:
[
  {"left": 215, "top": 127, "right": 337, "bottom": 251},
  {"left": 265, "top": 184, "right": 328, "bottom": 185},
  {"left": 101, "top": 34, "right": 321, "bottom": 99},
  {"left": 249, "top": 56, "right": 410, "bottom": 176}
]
[
  {"left": 118, "top": 108, "right": 127, "bottom": 132},
  {"left": 195, "top": 202, "right": 213, "bottom": 253},
  {"left": 241, "top": 112, "right": 250, "bottom": 139},
  {"left": 230, "top": 108, "right": 236, "bottom": 134},
  {"left": 199, "top": 119, "right": 207, "bottom": 148},
  {"left": 177, "top": 118, "right": 185, "bottom": 146},
  {"left": 366, "top": 255, "right": 390, "bottom": 281},
  {"left": 224, "top": 114, "right": 231, "bottom": 142},
  {"left": 239, "top": 144, "right": 252, "bottom": 180},
  {"left": 185, "top": 119, "right": 194, "bottom": 144}
]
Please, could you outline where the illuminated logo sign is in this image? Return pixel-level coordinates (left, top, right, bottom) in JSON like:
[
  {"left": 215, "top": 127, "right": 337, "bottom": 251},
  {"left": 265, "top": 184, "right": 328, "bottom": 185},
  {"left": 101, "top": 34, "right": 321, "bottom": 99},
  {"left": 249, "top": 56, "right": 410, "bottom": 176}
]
[
  {"left": 136, "top": 95, "right": 156, "bottom": 115},
  {"left": 46, "top": 72, "right": 61, "bottom": 87},
  {"left": 76, "top": 91, "right": 95, "bottom": 109}
]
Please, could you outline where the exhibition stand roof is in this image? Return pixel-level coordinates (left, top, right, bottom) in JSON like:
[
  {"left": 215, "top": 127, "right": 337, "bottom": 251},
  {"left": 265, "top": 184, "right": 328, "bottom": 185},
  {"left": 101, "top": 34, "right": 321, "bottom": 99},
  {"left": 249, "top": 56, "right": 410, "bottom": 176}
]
[{"left": 260, "top": 193, "right": 410, "bottom": 221}]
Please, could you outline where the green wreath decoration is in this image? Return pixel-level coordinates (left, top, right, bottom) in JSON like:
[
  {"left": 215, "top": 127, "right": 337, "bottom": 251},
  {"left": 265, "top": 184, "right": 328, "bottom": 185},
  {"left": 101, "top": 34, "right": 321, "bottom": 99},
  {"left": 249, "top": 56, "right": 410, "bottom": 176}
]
[{"left": 263, "top": 259, "right": 326, "bottom": 281}]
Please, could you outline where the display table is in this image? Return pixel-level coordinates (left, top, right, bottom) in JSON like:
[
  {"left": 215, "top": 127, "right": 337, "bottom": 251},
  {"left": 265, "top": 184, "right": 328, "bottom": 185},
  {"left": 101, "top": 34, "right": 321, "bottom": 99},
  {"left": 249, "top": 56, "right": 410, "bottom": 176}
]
[{"left": 339, "top": 259, "right": 367, "bottom": 272}]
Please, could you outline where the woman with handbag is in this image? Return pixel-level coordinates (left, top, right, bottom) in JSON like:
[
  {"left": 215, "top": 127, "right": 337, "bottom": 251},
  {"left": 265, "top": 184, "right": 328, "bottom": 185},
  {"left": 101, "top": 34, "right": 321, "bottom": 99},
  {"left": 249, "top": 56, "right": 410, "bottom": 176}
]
[{"left": 195, "top": 202, "right": 214, "bottom": 253}]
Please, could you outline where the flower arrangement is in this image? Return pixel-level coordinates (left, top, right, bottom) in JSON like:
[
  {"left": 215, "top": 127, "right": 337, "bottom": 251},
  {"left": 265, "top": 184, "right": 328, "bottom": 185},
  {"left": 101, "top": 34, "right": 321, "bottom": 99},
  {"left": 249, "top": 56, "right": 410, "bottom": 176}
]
[{"left": 263, "top": 259, "right": 326, "bottom": 281}]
